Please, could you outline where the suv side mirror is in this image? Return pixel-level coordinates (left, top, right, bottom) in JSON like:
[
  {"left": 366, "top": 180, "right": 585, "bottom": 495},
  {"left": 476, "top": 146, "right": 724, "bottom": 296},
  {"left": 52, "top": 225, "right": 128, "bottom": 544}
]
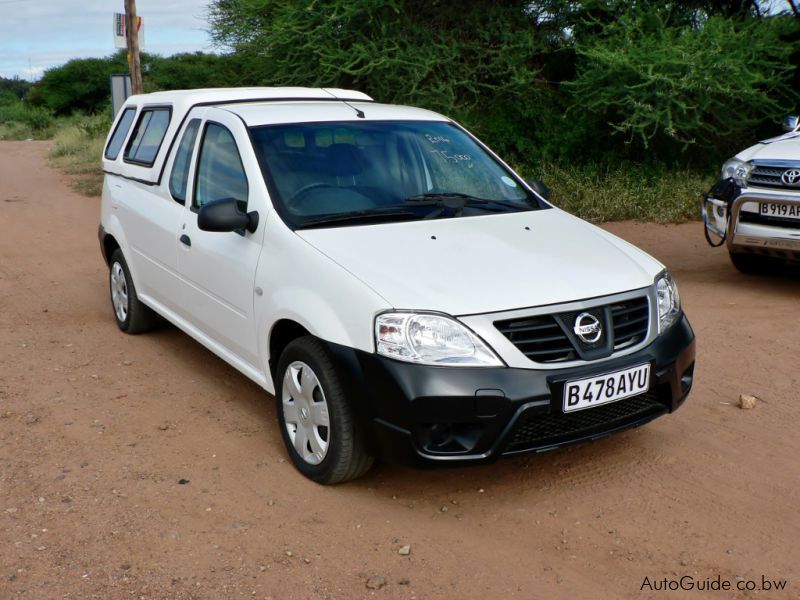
[
  {"left": 198, "top": 198, "right": 259, "bottom": 234},
  {"left": 525, "top": 178, "right": 551, "bottom": 200},
  {"left": 782, "top": 115, "right": 799, "bottom": 132}
]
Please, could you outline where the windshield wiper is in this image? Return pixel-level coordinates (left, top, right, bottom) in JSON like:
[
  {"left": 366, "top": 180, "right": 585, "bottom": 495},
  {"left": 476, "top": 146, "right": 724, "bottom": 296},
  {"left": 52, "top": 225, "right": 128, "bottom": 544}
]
[
  {"left": 405, "top": 192, "right": 530, "bottom": 219},
  {"left": 297, "top": 208, "right": 417, "bottom": 229},
  {"left": 406, "top": 192, "right": 487, "bottom": 205}
]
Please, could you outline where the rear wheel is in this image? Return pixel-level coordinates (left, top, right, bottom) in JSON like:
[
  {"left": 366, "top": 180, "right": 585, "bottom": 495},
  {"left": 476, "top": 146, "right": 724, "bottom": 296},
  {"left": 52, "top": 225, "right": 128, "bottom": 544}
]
[
  {"left": 109, "top": 249, "right": 157, "bottom": 334},
  {"left": 276, "top": 336, "right": 374, "bottom": 484}
]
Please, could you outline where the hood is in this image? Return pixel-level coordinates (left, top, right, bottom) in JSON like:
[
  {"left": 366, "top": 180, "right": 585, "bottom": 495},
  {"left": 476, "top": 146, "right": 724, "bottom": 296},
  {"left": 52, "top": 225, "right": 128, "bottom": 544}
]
[
  {"left": 739, "top": 134, "right": 800, "bottom": 162},
  {"left": 296, "top": 209, "right": 663, "bottom": 316}
]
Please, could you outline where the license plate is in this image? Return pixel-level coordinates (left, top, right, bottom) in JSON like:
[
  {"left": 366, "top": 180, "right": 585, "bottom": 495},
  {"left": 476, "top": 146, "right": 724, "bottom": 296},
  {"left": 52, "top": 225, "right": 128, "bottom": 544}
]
[
  {"left": 563, "top": 363, "right": 650, "bottom": 413},
  {"left": 760, "top": 203, "right": 800, "bottom": 220}
]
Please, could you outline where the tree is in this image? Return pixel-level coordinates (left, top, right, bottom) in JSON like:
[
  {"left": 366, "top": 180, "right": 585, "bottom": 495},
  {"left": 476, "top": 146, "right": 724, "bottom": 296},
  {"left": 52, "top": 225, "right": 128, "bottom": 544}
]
[
  {"left": 146, "top": 52, "right": 245, "bottom": 90},
  {"left": 38, "top": 54, "right": 128, "bottom": 115},
  {"left": 568, "top": 7, "right": 798, "bottom": 157},
  {"left": 0, "top": 76, "right": 32, "bottom": 101},
  {"left": 207, "top": 0, "right": 799, "bottom": 164},
  {"left": 208, "top": 0, "right": 544, "bottom": 118},
  {"left": 33, "top": 51, "right": 245, "bottom": 115}
]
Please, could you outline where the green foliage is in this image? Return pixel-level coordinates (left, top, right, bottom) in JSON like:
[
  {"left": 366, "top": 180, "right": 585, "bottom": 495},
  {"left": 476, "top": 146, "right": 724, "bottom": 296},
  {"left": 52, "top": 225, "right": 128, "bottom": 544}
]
[
  {"left": 146, "top": 52, "right": 245, "bottom": 90},
  {"left": 0, "top": 90, "right": 18, "bottom": 106},
  {"left": 33, "top": 51, "right": 246, "bottom": 115},
  {"left": 0, "top": 96, "right": 54, "bottom": 139},
  {"left": 208, "top": 0, "right": 544, "bottom": 120},
  {"left": 526, "top": 160, "right": 714, "bottom": 223},
  {"left": 207, "top": 0, "right": 800, "bottom": 168},
  {"left": 0, "top": 76, "right": 31, "bottom": 100},
  {"left": 38, "top": 55, "right": 128, "bottom": 115},
  {"left": 568, "top": 9, "right": 797, "bottom": 159},
  {"left": 48, "top": 113, "right": 110, "bottom": 196}
]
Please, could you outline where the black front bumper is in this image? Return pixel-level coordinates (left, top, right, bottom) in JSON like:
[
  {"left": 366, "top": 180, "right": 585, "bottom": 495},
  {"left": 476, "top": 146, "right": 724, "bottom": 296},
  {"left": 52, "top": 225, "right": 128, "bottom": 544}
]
[{"left": 326, "top": 314, "right": 695, "bottom": 466}]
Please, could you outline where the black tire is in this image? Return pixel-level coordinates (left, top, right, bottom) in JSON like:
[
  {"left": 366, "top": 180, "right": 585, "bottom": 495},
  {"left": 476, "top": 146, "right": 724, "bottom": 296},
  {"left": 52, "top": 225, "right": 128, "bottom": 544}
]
[
  {"left": 109, "top": 249, "right": 157, "bottom": 334},
  {"left": 276, "top": 336, "right": 374, "bottom": 484},
  {"left": 729, "top": 252, "right": 779, "bottom": 275}
]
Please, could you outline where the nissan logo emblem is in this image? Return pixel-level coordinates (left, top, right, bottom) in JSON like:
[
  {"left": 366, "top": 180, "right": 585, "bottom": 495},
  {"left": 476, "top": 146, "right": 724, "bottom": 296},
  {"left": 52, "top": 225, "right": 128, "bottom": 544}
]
[
  {"left": 781, "top": 169, "right": 800, "bottom": 186},
  {"left": 573, "top": 312, "right": 602, "bottom": 344}
]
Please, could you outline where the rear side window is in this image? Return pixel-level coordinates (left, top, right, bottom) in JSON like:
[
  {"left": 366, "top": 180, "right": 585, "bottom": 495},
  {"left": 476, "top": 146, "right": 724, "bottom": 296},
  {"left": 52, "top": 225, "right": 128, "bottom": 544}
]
[
  {"left": 104, "top": 107, "right": 136, "bottom": 160},
  {"left": 194, "top": 123, "right": 248, "bottom": 210},
  {"left": 125, "top": 108, "right": 171, "bottom": 166},
  {"left": 169, "top": 119, "right": 201, "bottom": 204}
]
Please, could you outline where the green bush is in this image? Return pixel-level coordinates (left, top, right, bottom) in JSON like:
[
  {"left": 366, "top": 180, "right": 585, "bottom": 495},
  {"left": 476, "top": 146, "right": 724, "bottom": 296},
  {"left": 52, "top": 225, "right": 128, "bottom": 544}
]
[
  {"left": 32, "top": 51, "right": 249, "bottom": 115},
  {"left": 38, "top": 55, "right": 127, "bottom": 115},
  {"left": 523, "top": 161, "right": 714, "bottom": 224},
  {"left": 208, "top": 0, "right": 544, "bottom": 121},
  {"left": 22, "top": 106, "right": 54, "bottom": 131},
  {"left": 0, "top": 97, "right": 54, "bottom": 139},
  {"left": 48, "top": 114, "right": 110, "bottom": 196},
  {"left": 146, "top": 52, "right": 245, "bottom": 90},
  {"left": 0, "top": 90, "right": 18, "bottom": 106},
  {"left": 208, "top": 0, "right": 799, "bottom": 168},
  {"left": 0, "top": 76, "right": 31, "bottom": 101},
  {"left": 568, "top": 10, "right": 796, "bottom": 160}
]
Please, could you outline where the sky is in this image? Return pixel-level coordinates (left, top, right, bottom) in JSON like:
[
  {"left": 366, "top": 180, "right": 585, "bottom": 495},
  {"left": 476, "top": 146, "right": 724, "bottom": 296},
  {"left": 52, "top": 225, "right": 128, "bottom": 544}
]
[{"left": 0, "top": 0, "right": 214, "bottom": 80}]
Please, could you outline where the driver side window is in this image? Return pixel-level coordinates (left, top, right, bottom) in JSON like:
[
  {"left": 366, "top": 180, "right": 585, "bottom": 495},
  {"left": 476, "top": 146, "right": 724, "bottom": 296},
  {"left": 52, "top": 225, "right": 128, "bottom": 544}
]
[{"left": 194, "top": 123, "right": 248, "bottom": 210}]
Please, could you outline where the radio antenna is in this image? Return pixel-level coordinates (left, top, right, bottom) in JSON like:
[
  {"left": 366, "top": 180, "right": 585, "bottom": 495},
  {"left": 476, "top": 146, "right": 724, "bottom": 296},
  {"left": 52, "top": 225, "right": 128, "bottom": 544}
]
[{"left": 321, "top": 88, "right": 366, "bottom": 119}]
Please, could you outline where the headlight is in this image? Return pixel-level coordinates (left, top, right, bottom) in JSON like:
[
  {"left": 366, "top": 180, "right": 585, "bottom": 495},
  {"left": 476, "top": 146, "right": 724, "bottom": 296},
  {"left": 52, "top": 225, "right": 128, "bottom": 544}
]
[
  {"left": 720, "top": 157, "right": 752, "bottom": 186},
  {"left": 655, "top": 271, "right": 681, "bottom": 333},
  {"left": 375, "top": 312, "right": 503, "bottom": 367}
]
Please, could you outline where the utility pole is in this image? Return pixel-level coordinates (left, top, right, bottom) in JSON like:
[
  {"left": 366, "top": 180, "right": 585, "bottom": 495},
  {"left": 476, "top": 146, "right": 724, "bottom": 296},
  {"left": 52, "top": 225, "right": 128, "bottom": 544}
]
[{"left": 125, "top": 0, "right": 143, "bottom": 95}]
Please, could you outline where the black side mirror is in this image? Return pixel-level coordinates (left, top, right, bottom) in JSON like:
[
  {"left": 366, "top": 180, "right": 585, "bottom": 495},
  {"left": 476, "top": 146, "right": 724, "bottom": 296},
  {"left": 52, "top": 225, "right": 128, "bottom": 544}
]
[
  {"left": 782, "top": 115, "right": 799, "bottom": 133},
  {"left": 525, "top": 178, "right": 551, "bottom": 200},
  {"left": 198, "top": 198, "right": 259, "bottom": 234}
]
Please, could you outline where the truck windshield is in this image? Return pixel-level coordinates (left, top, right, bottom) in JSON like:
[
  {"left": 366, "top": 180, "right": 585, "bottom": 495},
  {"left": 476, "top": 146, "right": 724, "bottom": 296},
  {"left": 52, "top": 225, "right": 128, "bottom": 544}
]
[{"left": 249, "top": 120, "right": 545, "bottom": 229}]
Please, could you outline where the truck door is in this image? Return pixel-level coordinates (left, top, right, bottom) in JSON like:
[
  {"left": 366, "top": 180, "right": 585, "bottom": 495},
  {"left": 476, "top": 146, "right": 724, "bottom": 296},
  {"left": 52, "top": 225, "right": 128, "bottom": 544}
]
[{"left": 176, "top": 110, "right": 266, "bottom": 369}]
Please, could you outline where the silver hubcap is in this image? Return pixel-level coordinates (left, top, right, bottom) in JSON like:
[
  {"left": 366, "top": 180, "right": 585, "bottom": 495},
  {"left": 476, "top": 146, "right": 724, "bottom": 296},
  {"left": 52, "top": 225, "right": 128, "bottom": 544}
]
[
  {"left": 281, "top": 361, "right": 330, "bottom": 465},
  {"left": 110, "top": 262, "right": 129, "bottom": 323}
]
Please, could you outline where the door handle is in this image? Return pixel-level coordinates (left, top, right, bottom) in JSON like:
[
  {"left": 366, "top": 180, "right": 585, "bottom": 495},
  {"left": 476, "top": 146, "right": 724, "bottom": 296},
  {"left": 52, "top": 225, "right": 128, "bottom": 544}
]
[{"left": 179, "top": 234, "right": 191, "bottom": 247}]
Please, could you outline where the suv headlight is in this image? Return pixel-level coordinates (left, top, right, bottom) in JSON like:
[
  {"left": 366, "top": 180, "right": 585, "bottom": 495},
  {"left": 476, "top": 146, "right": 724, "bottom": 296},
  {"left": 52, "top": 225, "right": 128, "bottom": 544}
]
[
  {"left": 375, "top": 312, "right": 503, "bottom": 367},
  {"left": 720, "top": 157, "right": 752, "bottom": 186},
  {"left": 655, "top": 271, "right": 681, "bottom": 333}
]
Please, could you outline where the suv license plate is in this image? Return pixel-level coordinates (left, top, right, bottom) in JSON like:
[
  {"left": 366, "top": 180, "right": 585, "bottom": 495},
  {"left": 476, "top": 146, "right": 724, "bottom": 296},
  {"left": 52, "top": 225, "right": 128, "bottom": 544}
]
[
  {"left": 760, "top": 203, "right": 800, "bottom": 220},
  {"left": 563, "top": 363, "right": 650, "bottom": 413}
]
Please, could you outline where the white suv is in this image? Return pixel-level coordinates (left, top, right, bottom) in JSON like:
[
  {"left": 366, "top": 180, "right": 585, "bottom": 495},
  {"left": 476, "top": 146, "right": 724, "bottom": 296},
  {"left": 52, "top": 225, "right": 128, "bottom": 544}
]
[
  {"left": 703, "top": 115, "right": 800, "bottom": 272},
  {"left": 99, "top": 88, "right": 695, "bottom": 483}
]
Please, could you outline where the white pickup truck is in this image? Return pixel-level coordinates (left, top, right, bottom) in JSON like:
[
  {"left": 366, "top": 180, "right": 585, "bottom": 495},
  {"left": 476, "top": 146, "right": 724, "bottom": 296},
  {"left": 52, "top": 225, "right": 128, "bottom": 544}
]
[
  {"left": 703, "top": 115, "right": 800, "bottom": 272},
  {"left": 99, "top": 88, "right": 695, "bottom": 483}
]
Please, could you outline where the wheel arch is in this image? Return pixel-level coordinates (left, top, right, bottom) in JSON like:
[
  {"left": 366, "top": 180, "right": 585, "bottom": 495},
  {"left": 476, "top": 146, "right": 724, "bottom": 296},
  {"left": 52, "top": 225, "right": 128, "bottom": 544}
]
[
  {"left": 101, "top": 232, "right": 121, "bottom": 266},
  {"left": 268, "top": 319, "right": 312, "bottom": 381}
]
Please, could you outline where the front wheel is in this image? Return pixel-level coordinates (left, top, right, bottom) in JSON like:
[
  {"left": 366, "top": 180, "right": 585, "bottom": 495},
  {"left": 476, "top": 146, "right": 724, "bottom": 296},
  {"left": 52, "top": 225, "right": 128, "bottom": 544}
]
[{"left": 276, "top": 337, "right": 374, "bottom": 484}]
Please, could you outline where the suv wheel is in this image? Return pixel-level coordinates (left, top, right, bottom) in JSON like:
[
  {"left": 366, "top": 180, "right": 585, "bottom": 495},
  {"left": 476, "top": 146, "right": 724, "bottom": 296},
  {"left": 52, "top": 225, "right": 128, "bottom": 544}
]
[
  {"left": 109, "top": 249, "right": 157, "bottom": 333},
  {"left": 276, "top": 337, "right": 374, "bottom": 484}
]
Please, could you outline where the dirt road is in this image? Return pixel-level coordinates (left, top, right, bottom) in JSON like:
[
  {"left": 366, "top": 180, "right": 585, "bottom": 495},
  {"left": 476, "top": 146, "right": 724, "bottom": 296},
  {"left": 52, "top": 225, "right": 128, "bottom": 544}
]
[{"left": 1, "top": 141, "right": 799, "bottom": 599}]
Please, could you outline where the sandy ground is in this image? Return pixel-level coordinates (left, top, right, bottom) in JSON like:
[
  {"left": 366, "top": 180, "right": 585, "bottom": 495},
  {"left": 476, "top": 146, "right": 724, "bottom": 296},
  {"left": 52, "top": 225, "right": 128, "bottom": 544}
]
[{"left": 1, "top": 140, "right": 799, "bottom": 600}]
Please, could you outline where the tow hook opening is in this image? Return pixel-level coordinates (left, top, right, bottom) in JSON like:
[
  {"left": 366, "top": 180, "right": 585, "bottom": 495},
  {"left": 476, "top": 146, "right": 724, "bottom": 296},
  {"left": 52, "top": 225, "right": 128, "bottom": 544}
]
[
  {"left": 680, "top": 362, "right": 695, "bottom": 397},
  {"left": 419, "top": 423, "right": 484, "bottom": 455}
]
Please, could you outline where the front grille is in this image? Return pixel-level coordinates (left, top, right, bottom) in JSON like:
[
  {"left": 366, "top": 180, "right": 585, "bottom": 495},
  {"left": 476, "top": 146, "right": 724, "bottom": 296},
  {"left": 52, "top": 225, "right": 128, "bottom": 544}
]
[
  {"left": 747, "top": 163, "right": 800, "bottom": 190},
  {"left": 495, "top": 295, "right": 650, "bottom": 364},
  {"left": 504, "top": 390, "right": 666, "bottom": 453},
  {"left": 494, "top": 315, "right": 576, "bottom": 363},
  {"left": 610, "top": 297, "right": 649, "bottom": 349},
  {"left": 739, "top": 210, "right": 800, "bottom": 230}
]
